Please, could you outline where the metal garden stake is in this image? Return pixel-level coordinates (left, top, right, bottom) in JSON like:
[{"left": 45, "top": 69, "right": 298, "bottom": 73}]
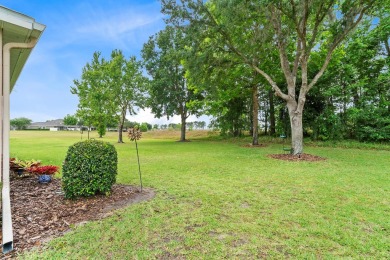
[{"left": 128, "top": 127, "right": 143, "bottom": 192}]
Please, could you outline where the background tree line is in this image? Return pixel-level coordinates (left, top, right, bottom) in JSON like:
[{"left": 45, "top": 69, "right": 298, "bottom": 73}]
[{"left": 70, "top": 0, "right": 388, "bottom": 148}]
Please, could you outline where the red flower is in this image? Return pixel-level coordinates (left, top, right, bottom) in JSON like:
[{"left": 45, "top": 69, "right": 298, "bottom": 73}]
[{"left": 27, "top": 165, "right": 59, "bottom": 175}]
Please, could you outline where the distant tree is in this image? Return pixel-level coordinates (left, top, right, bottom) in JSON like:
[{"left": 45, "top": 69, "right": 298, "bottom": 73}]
[
  {"left": 71, "top": 52, "right": 117, "bottom": 138},
  {"left": 143, "top": 122, "right": 152, "bottom": 131},
  {"left": 10, "top": 117, "right": 32, "bottom": 130},
  {"left": 153, "top": 124, "right": 159, "bottom": 130},
  {"left": 124, "top": 120, "right": 138, "bottom": 129},
  {"left": 108, "top": 50, "right": 147, "bottom": 143},
  {"left": 107, "top": 117, "right": 119, "bottom": 128},
  {"left": 71, "top": 51, "right": 146, "bottom": 140},
  {"left": 63, "top": 114, "right": 78, "bottom": 125},
  {"left": 142, "top": 25, "right": 203, "bottom": 142},
  {"left": 168, "top": 123, "right": 181, "bottom": 130},
  {"left": 186, "top": 122, "right": 194, "bottom": 131},
  {"left": 139, "top": 123, "right": 148, "bottom": 132},
  {"left": 198, "top": 121, "right": 206, "bottom": 130}
]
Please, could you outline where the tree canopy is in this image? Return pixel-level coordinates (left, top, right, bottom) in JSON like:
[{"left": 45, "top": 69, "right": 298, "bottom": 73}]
[
  {"left": 10, "top": 117, "right": 32, "bottom": 130},
  {"left": 63, "top": 114, "right": 78, "bottom": 126},
  {"left": 71, "top": 50, "right": 145, "bottom": 140},
  {"left": 68, "top": 0, "right": 388, "bottom": 145},
  {"left": 107, "top": 50, "right": 147, "bottom": 143},
  {"left": 71, "top": 52, "right": 116, "bottom": 138},
  {"left": 142, "top": 25, "right": 203, "bottom": 141},
  {"left": 162, "top": 0, "right": 378, "bottom": 153}
]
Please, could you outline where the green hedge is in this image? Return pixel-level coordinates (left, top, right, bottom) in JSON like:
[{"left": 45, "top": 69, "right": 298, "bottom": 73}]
[{"left": 62, "top": 140, "right": 117, "bottom": 199}]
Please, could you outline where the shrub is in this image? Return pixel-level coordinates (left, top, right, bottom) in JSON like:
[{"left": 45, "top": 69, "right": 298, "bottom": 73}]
[
  {"left": 139, "top": 123, "right": 148, "bottom": 132},
  {"left": 355, "top": 107, "right": 390, "bottom": 142},
  {"left": 62, "top": 140, "right": 117, "bottom": 199}
]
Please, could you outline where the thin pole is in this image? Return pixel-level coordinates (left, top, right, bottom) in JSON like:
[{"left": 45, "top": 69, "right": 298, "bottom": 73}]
[{"left": 135, "top": 139, "right": 142, "bottom": 192}]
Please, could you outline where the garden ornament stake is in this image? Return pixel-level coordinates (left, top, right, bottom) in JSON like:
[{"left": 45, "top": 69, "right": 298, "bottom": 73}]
[{"left": 128, "top": 127, "right": 143, "bottom": 192}]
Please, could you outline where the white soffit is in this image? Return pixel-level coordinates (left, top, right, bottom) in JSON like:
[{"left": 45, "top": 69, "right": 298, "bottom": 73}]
[{"left": 0, "top": 6, "right": 45, "bottom": 91}]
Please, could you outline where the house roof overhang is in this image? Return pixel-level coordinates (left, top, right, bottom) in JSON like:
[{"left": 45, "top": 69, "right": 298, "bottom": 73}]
[
  {"left": 0, "top": 6, "right": 45, "bottom": 91},
  {"left": 1, "top": 6, "right": 45, "bottom": 254}
]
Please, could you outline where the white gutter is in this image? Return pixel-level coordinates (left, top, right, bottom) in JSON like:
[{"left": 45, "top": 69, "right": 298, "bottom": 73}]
[
  {"left": 0, "top": 29, "right": 2, "bottom": 179},
  {"left": 2, "top": 37, "right": 37, "bottom": 254}
]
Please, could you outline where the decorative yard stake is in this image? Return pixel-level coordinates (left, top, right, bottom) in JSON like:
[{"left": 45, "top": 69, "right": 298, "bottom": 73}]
[{"left": 128, "top": 127, "right": 143, "bottom": 192}]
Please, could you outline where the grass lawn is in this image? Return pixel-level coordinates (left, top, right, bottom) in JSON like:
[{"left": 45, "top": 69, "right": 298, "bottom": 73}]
[{"left": 10, "top": 130, "right": 390, "bottom": 259}]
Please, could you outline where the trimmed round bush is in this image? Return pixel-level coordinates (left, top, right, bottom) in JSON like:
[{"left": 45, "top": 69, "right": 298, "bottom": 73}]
[{"left": 62, "top": 140, "right": 118, "bottom": 199}]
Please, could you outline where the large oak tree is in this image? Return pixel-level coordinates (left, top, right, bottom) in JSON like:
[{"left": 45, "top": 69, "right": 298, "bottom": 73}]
[{"left": 162, "top": 0, "right": 376, "bottom": 154}]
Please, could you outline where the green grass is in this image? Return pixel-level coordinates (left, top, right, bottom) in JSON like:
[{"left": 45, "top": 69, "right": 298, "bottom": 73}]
[{"left": 10, "top": 130, "right": 390, "bottom": 259}]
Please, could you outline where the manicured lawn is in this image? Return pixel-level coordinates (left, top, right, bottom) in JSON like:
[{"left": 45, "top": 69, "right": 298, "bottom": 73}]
[{"left": 10, "top": 131, "right": 390, "bottom": 259}]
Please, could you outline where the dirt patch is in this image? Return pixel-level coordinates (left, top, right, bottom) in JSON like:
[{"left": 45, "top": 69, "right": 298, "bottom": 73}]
[
  {"left": 241, "top": 143, "right": 268, "bottom": 148},
  {"left": 267, "top": 153, "right": 326, "bottom": 161},
  {"left": 176, "top": 139, "right": 191, "bottom": 142},
  {"left": 1, "top": 175, "right": 155, "bottom": 257}
]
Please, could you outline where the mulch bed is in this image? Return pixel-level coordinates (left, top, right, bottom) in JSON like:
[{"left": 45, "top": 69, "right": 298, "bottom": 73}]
[
  {"left": 1, "top": 174, "right": 155, "bottom": 257},
  {"left": 268, "top": 153, "right": 326, "bottom": 161}
]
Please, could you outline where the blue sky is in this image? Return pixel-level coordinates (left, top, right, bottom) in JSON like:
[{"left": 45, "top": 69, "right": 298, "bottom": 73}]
[{"left": 4, "top": 0, "right": 207, "bottom": 124}]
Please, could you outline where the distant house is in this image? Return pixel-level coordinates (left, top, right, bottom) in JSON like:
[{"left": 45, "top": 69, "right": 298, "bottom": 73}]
[
  {"left": 28, "top": 119, "right": 81, "bottom": 131},
  {"left": 28, "top": 119, "right": 65, "bottom": 130}
]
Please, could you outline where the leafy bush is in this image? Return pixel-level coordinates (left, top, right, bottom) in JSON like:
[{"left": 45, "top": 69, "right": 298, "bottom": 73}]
[
  {"left": 355, "top": 107, "right": 390, "bottom": 142},
  {"left": 62, "top": 140, "right": 117, "bottom": 199},
  {"left": 139, "top": 123, "right": 148, "bottom": 132}
]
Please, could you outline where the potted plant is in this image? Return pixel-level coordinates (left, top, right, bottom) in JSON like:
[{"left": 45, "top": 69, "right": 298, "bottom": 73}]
[{"left": 26, "top": 165, "right": 58, "bottom": 183}]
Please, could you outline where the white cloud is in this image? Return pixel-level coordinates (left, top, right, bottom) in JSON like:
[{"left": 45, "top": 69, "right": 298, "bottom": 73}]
[
  {"left": 75, "top": 11, "right": 162, "bottom": 38},
  {"left": 10, "top": 111, "right": 58, "bottom": 123},
  {"left": 45, "top": 2, "right": 164, "bottom": 51},
  {"left": 127, "top": 108, "right": 210, "bottom": 126},
  {"left": 126, "top": 108, "right": 177, "bottom": 125}
]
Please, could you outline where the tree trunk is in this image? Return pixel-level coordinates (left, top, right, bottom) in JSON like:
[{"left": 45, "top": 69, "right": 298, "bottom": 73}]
[
  {"left": 117, "top": 108, "right": 126, "bottom": 143},
  {"left": 269, "top": 90, "right": 276, "bottom": 135},
  {"left": 264, "top": 105, "right": 268, "bottom": 136},
  {"left": 252, "top": 85, "right": 259, "bottom": 145},
  {"left": 118, "top": 123, "right": 124, "bottom": 143},
  {"left": 180, "top": 113, "right": 186, "bottom": 142},
  {"left": 287, "top": 103, "right": 303, "bottom": 155}
]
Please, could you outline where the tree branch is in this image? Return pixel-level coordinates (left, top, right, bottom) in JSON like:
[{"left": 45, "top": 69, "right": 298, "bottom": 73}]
[
  {"left": 308, "top": 7, "right": 369, "bottom": 90},
  {"left": 292, "top": 38, "right": 302, "bottom": 83},
  {"left": 307, "top": 1, "right": 334, "bottom": 52},
  {"left": 384, "top": 39, "right": 390, "bottom": 57},
  {"left": 251, "top": 66, "right": 290, "bottom": 101},
  {"left": 269, "top": 6, "right": 294, "bottom": 92},
  {"left": 200, "top": 2, "right": 290, "bottom": 101}
]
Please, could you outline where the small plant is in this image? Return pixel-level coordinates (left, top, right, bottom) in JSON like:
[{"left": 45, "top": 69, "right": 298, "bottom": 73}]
[
  {"left": 62, "top": 140, "right": 118, "bottom": 199},
  {"left": 10, "top": 158, "right": 42, "bottom": 177},
  {"left": 26, "top": 165, "right": 58, "bottom": 175},
  {"left": 10, "top": 158, "right": 41, "bottom": 170},
  {"left": 128, "top": 127, "right": 143, "bottom": 192},
  {"left": 10, "top": 158, "right": 19, "bottom": 171}
]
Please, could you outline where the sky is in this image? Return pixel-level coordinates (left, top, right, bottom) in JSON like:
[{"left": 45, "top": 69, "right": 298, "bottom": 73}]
[{"left": 3, "top": 0, "right": 209, "bottom": 125}]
